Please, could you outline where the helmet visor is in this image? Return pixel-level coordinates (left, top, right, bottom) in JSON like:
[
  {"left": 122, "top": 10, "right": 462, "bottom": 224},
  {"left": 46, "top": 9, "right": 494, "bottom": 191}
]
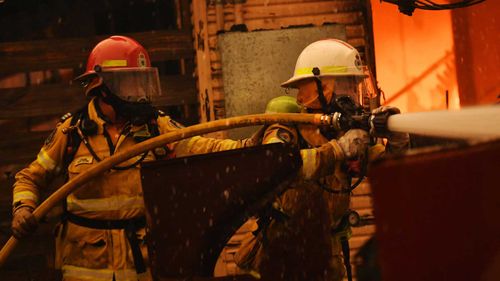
[
  {"left": 97, "top": 67, "right": 162, "bottom": 103},
  {"left": 333, "top": 76, "right": 365, "bottom": 105}
]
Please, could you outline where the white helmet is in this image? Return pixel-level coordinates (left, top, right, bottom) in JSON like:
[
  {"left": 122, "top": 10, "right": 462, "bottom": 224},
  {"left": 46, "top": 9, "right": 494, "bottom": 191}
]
[{"left": 281, "top": 39, "right": 365, "bottom": 88}]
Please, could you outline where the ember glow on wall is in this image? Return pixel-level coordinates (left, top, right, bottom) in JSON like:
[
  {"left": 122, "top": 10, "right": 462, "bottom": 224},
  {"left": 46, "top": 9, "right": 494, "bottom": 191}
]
[{"left": 370, "top": 0, "right": 459, "bottom": 112}]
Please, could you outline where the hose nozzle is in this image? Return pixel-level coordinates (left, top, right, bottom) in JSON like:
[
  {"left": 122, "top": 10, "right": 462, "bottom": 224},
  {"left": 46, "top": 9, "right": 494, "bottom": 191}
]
[{"left": 370, "top": 112, "right": 392, "bottom": 137}]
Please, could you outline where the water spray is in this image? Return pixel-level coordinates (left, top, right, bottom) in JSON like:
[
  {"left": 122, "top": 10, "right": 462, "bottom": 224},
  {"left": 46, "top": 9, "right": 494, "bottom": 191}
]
[{"left": 325, "top": 105, "right": 500, "bottom": 141}]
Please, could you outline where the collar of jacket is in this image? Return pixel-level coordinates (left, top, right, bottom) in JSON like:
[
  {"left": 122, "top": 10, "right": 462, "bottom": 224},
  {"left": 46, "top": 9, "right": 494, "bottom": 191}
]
[
  {"left": 87, "top": 97, "right": 108, "bottom": 135},
  {"left": 88, "top": 97, "right": 152, "bottom": 138}
]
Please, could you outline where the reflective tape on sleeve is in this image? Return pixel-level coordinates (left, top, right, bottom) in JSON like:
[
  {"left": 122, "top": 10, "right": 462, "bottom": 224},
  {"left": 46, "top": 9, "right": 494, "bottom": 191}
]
[
  {"left": 300, "top": 149, "right": 318, "bottom": 180},
  {"left": 36, "top": 148, "right": 58, "bottom": 172},
  {"left": 13, "top": 191, "right": 39, "bottom": 204},
  {"left": 265, "top": 137, "right": 285, "bottom": 144}
]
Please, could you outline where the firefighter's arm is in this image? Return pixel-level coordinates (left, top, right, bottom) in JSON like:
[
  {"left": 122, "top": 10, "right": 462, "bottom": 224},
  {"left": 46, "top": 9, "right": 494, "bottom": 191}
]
[
  {"left": 262, "top": 124, "right": 336, "bottom": 180},
  {"left": 263, "top": 125, "right": 370, "bottom": 180},
  {"left": 13, "top": 118, "right": 70, "bottom": 212},
  {"left": 157, "top": 115, "right": 261, "bottom": 157}
]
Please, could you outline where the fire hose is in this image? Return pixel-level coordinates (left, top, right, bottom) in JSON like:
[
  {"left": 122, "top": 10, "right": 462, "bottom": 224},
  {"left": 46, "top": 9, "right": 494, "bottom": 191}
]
[
  {"left": 1, "top": 105, "right": 499, "bottom": 266},
  {"left": 0, "top": 113, "right": 354, "bottom": 266}
]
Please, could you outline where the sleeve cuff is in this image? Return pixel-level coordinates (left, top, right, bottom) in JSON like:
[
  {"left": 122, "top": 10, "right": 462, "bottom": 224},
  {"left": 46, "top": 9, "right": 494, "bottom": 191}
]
[{"left": 328, "top": 140, "right": 345, "bottom": 162}]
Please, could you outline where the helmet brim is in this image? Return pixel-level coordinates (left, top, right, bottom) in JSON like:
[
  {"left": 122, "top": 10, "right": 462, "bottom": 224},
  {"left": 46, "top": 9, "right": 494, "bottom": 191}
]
[
  {"left": 280, "top": 74, "right": 314, "bottom": 88},
  {"left": 74, "top": 71, "right": 98, "bottom": 82}
]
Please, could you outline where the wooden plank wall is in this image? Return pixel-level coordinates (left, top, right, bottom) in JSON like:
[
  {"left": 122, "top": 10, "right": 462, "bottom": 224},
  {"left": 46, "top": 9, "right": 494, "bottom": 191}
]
[
  {"left": 192, "top": 1, "right": 378, "bottom": 279},
  {"left": 0, "top": 30, "right": 196, "bottom": 166},
  {"left": 0, "top": 2, "right": 196, "bottom": 279}
]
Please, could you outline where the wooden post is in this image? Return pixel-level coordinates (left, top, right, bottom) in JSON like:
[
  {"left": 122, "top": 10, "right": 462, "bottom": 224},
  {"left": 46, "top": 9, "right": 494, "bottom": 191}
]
[{"left": 192, "top": 0, "right": 215, "bottom": 123}]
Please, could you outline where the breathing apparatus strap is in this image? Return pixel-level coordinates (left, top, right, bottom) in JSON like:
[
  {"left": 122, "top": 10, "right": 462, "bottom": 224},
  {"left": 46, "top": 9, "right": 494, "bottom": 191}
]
[
  {"left": 341, "top": 236, "right": 353, "bottom": 281},
  {"left": 312, "top": 67, "right": 332, "bottom": 114},
  {"left": 332, "top": 213, "right": 354, "bottom": 281}
]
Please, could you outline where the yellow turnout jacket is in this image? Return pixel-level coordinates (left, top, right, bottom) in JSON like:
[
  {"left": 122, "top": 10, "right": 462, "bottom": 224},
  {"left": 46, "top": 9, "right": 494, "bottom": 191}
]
[{"left": 13, "top": 98, "right": 253, "bottom": 281}]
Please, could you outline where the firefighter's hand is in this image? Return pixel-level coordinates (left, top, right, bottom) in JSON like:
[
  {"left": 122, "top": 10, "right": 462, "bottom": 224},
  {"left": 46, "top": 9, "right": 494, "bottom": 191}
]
[
  {"left": 370, "top": 106, "right": 400, "bottom": 137},
  {"left": 12, "top": 206, "right": 38, "bottom": 239},
  {"left": 372, "top": 105, "right": 401, "bottom": 115},
  {"left": 244, "top": 125, "right": 267, "bottom": 147},
  {"left": 336, "top": 129, "right": 370, "bottom": 160},
  {"left": 372, "top": 106, "right": 409, "bottom": 153}
]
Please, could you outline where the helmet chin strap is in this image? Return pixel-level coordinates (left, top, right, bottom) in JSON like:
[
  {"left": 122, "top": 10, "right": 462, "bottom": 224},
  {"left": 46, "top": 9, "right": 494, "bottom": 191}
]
[{"left": 312, "top": 67, "right": 336, "bottom": 114}]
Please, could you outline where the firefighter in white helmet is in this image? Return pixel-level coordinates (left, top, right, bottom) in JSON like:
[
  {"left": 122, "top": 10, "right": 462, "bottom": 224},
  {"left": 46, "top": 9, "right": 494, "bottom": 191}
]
[{"left": 234, "top": 39, "right": 409, "bottom": 281}]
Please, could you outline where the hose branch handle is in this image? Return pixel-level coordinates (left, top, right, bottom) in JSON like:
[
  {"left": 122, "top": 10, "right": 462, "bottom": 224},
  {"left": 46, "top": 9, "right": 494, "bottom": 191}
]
[
  {"left": 370, "top": 111, "right": 392, "bottom": 137},
  {"left": 318, "top": 112, "right": 371, "bottom": 132}
]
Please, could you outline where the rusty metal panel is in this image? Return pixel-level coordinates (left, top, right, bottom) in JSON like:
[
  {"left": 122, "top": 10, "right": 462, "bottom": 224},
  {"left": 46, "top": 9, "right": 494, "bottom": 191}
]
[
  {"left": 369, "top": 141, "right": 500, "bottom": 281},
  {"left": 140, "top": 143, "right": 301, "bottom": 279},
  {"left": 218, "top": 25, "right": 346, "bottom": 139}
]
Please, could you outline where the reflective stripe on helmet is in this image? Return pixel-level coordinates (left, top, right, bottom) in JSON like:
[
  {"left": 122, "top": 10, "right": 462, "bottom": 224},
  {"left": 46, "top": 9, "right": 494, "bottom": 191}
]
[
  {"left": 295, "top": 65, "right": 349, "bottom": 76},
  {"left": 13, "top": 191, "right": 39, "bottom": 204},
  {"left": 101, "top": 60, "right": 128, "bottom": 68},
  {"left": 66, "top": 195, "right": 145, "bottom": 212}
]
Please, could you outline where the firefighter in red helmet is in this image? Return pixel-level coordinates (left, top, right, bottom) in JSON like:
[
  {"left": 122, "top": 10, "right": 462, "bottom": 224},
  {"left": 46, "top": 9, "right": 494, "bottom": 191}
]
[{"left": 11, "top": 36, "right": 258, "bottom": 281}]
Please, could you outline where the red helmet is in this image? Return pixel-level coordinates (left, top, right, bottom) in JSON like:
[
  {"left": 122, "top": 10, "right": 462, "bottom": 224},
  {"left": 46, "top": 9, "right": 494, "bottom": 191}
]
[{"left": 76, "top": 36, "right": 161, "bottom": 103}]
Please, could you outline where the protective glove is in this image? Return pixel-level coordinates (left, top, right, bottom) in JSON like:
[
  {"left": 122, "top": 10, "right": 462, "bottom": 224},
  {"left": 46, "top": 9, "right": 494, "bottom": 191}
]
[
  {"left": 11, "top": 206, "right": 38, "bottom": 239},
  {"left": 335, "top": 129, "right": 370, "bottom": 160},
  {"left": 244, "top": 125, "right": 268, "bottom": 147},
  {"left": 371, "top": 106, "right": 410, "bottom": 153}
]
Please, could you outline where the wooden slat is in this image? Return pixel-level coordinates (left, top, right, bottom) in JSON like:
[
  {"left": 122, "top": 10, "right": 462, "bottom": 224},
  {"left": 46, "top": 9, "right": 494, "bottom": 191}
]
[
  {"left": 0, "top": 30, "right": 194, "bottom": 75},
  {"left": 351, "top": 195, "right": 373, "bottom": 210},
  {"left": 351, "top": 224, "right": 376, "bottom": 237},
  {"left": 207, "top": 12, "right": 362, "bottom": 35},
  {"left": 0, "top": 75, "right": 198, "bottom": 119},
  {"left": 244, "top": 0, "right": 342, "bottom": 6},
  {"left": 0, "top": 131, "right": 47, "bottom": 165}
]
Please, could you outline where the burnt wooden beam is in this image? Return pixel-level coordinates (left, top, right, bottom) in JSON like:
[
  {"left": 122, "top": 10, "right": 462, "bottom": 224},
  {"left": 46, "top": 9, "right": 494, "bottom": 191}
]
[
  {"left": 0, "top": 75, "right": 198, "bottom": 119},
  {"left": 0, "top": 30, "right": 194, "bottom": 75}
]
